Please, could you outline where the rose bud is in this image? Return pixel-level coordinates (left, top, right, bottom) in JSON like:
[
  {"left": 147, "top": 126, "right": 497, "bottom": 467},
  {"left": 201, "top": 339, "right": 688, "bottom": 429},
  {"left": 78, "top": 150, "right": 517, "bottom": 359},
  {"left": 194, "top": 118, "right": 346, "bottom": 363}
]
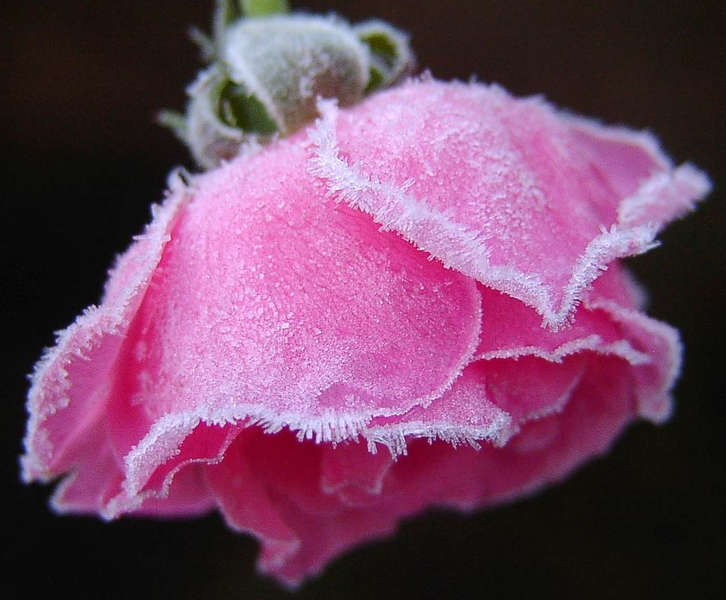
[{"left": 21, "top": 1, "right": 710, "bottom": 589}]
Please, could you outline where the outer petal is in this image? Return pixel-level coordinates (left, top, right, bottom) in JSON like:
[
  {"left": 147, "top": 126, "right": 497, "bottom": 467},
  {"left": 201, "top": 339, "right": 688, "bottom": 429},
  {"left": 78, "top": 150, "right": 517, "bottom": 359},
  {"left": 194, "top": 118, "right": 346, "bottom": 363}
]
[
  {"left": 362, "top": 362, "right": 516, "bottom": 456},
  {"left": 129, "top": 139, "right": 480, "bottom": 432},
  {"left": 205, "top": 430, "right": 301, "bottom": 574},
  {"left": 66, "top": 133, "right": 481, "bottom": 515},
  {"left": 474, "top": 279, "right": 651, "bottom": 366},
  {"left": 309, "top": 78, "right": 710, "bottom": 328},
  {"left": 586, "top": 299, "right": 681, "bottom": 423},
  {"left": 320, "top": 442, "right": 394, "bottom": 507},
  {"left": 48, "top": 420, "right": 124, "bottom": 514},
  {"left": 21, "top": 174, "right": 189, "bottom": 484}
]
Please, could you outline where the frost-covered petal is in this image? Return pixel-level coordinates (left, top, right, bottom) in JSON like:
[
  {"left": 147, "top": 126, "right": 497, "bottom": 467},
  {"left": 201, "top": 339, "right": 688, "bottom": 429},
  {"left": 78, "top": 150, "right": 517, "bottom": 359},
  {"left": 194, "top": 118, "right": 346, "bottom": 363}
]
[
  {"left": 474, "top": 278, "right": 650, "bottom": 365},
  {"left": 49, "top": 422, "right": 124, "bottom": 514},
  {"left": 586, "top": 299, "right": 681, "bottom": 423},
  {"left": 376, "top": 355, "right": 636, "bottom": 513},
  {"left": 359, "top": 354, "right": 584, "bottom": 457},
  {"left": 471, "top": 265, "right": 680, "bottom": 425},
  {"left": 103, "top": 417, "right": 242, "bottom": 518},
  {"left": 372, "top": 356, "right": 636, "bottom": 515},
  {"left": 130, "top": 466, "right": 216, "bottom": 518},
  {"left": 309, "top": 79, "right": 710, "bottom": 328},
  {"left": 21, "top": 180, "right": 189, "bottom": 483},
  {"left": 362, "top": 363, "right": 516, "bottom": 456},
  {"left": 476, "top": 356, "right": 585, "bottom": 423},
  {"left": 118, "top": 136, "right": 480, "bottom": 444}
]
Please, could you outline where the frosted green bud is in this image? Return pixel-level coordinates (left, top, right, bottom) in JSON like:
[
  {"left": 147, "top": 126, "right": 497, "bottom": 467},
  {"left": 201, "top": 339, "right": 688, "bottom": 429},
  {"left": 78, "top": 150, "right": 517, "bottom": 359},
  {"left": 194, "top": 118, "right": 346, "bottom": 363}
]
[
  {"left": 163, "top": 9, "right": 414, "bottom": 169},
  {"left": 221, "top": 14, "right": 370, "bottom": 134}
]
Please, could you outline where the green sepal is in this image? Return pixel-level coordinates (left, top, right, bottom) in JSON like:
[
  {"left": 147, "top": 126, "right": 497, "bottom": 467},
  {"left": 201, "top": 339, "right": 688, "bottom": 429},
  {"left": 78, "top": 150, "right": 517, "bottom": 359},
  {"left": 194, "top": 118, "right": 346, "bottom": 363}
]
[
  {"left": 360, "top": 30, "right": 398, "bottom": 70},
  {"left": 157, "top": 109, "right": 188, "bottom": 142},
  {"left": 218, "top": 81, "right": 278, "bottom": 135},
  {"left": 356, "top": 21, "right": 414, "bottom": 93}
]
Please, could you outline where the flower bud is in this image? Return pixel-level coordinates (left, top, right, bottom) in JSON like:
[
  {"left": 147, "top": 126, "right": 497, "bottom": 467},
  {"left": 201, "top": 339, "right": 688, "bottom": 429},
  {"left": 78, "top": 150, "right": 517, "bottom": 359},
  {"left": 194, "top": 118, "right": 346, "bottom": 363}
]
[{"left": 168, "top": 12, "right": 414, "bottom": 169}]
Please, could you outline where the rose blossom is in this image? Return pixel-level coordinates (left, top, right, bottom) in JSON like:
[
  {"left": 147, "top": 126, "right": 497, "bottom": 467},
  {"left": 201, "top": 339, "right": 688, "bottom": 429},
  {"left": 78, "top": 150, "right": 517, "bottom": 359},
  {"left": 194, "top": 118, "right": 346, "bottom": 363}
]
[{"left": 22, "top": 77, "right": 709, "bottom": 586}]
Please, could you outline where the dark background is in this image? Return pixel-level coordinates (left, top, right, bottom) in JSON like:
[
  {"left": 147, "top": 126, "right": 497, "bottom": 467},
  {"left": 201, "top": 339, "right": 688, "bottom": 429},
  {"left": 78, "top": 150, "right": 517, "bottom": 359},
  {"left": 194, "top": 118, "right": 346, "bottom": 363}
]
[{"left": 2, "top": 1, "right": 724, "bottom": 598}]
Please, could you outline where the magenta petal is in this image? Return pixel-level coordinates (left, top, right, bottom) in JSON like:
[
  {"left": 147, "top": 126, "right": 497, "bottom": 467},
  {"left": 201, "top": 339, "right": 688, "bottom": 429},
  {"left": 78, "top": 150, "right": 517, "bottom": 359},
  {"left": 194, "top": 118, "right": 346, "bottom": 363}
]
[
  {"left": 103, "top": 420, "right": 242, "bottom": 518},
  {"left": 205, "top": 435, "right": 301, "bottom": 574},
  {"left": 362, "top": 363, "right": 515, "bottom": 455},
  {"left": 309, "top": 79, "right": 710, "bottom": 328},
  {"left": 21, "top": 181, "right": 188, "bottom": 483},
  {"left": 118, "top": 137, "right": 481, "bottom": 443},
  {"left": 268, "top": 500, "right": 397, "bottom": 588},
  {"left": 373, "top": 356, "right": 636, "bottom": 514},
  {"left": 475, "top": 281, "right": 650, "bottom": 366},
  {"left": 359, "top": 355, "right": 583, "bottom": 456},
  {"left": 132, "top": 466, "right": 216, "bottom": 518},
  {"left": 587, "top": 299, "right": 681, "bottom": 423},
  {"left": 209, "top": 428, "right": 398, "bottom": 587},
  {"left": 49, "top": 422, "right": 124, "bottom": 514},
  {"left": 478, "top": 356, "right": 585, "bottom": 422},
  {"left": 320, "top": 441, "right": 393, "bottom": 506},
  {"left": 568, "top": 119, "right": 706, "bottom": 228}
]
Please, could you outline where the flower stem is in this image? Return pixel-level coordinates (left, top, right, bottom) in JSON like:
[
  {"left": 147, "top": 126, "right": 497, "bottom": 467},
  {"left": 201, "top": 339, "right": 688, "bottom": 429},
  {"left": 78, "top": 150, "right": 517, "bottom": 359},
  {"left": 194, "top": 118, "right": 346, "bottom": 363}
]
[{"left": 241, "top": 0, "right": 289, "bottom": 17}]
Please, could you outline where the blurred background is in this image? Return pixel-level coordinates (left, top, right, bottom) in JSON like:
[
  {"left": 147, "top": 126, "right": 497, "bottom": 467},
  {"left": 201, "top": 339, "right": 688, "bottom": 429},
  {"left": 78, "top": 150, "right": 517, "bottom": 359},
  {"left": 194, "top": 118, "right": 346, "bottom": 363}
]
[{"left": 2, "top": 1, "right": 723, "bottom": 598}]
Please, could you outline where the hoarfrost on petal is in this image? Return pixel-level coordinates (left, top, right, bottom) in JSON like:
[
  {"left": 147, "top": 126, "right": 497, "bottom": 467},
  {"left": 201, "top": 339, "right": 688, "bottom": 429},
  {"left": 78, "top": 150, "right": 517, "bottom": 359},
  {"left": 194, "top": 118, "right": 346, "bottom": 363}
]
[{"left": 308, "top": 80, "right": 710, "bottom": 328}]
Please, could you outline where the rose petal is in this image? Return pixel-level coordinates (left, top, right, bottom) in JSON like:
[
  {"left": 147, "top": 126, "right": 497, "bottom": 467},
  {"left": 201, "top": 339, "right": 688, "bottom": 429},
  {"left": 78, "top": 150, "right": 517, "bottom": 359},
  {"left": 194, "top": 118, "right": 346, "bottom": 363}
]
[
  {"left": 360, "top": 354, "right": 584, "bottom": 457},
  {"left": 309, "top": 78, "right": 710, "bottom": 328},
  {"left": 205, "top": 430, "right": 302, "bottom": 574},
  {"left": 208, "top": 428, "right": 398, "bottom": 588},
  {"left": 320, "top": 442, "right": 394, "bottom": 506},
  {"left": 477, "top": 356, "right": 585, "bottom": 422},
  {"left": 586, "top": 299, "right": 681, "bottom": 423},
  {"left": 362, "top": 362, "right": 515, "bottom": 456},
  {"left": 48, "top": 421, "right": 124, "bottom": 514},
  {"left": 21, "top": 178, "right": 189, "bottom": 483},
  {"left": 101, "top": 136, "right": 480, "bottom": 502},
  {"left": 103, "top": 419, "right": 242, "bottom": 518},
  {"left": 474, "top": 280, "right": 649, "bottom": 365},
  {"left": 131, "top": 466, "right": 216, "bottom": 518}
]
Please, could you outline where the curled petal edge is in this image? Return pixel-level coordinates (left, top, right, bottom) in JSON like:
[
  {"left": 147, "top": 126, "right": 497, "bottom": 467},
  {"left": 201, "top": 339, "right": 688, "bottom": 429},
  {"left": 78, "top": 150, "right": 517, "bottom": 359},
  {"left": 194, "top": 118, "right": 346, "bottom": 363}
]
[{"left": 307, "top": 94, "right": 711, "bottom": 330}]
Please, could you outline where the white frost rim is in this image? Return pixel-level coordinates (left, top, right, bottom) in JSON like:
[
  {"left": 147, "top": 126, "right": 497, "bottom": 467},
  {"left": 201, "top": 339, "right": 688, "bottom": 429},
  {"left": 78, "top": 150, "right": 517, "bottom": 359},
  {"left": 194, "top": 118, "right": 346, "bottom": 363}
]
[{"left": 307, "top": 96, "right": 710, "bottom": 330}]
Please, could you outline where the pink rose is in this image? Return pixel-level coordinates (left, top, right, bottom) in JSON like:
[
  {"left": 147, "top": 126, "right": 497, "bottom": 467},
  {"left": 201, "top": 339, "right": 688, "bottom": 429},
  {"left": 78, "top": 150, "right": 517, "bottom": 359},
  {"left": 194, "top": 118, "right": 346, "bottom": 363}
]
[{"left": 21, "top": 79, "right": 709, "bottom": 587}]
